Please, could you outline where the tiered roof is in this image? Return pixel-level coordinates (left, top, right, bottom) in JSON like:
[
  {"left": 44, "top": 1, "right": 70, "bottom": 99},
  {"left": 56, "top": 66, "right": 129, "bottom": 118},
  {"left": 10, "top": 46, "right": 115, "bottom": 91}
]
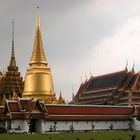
[
  {"left": 74, "top": 69, "right": 140, "bottom": 106},
  {"left": 5, "top": 99, "right": 46, "bottom": 119},
  {"left": 45, "top": 104, "right": 134, "bottom": 121},
  {"left": 0, "top": 99, "right": 135, "bottom": 121}
]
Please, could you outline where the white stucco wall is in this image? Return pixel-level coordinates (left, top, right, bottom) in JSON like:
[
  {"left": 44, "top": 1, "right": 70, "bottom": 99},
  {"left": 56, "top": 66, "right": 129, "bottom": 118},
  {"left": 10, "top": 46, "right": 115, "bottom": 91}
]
[
  {"left": 4, "top": 119, "right": 132, "bottom": 133},
  {"left": 42, "top": 120, "right": 131, "bottom": 132},
  {"left": 132, "top": 117, "right": 140, "bottom": 130},
  {"left": 10, "top": 119, "right": 29, "bottom": 132}
]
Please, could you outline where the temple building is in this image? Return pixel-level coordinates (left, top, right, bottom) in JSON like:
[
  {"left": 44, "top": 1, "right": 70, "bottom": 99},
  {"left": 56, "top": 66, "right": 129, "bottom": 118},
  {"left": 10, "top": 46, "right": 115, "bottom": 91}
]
[
  {"left": 72, "top": 67, "right": 140, "bottom": 106},
  {"left": 1, "top": 6, "right": 140, "bottom": 134},
  {"left": 0, "top": 99, "right": 139, "bottom": 133},
  {"left": 0, "top": 21, "right": 23, "bottom": 101},
  {"left": 22, "top": 7, "right": 60, "bottom": 104}
]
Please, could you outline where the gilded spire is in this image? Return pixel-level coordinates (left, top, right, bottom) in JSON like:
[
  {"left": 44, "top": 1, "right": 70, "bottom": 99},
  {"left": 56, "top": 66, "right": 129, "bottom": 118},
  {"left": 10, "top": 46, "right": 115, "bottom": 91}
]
[
  {"left": 9, "top": 20, "right": 16, "bottom": 67},
  {"left": 29, "top": 6, "right": 47, "bottom": 66}
]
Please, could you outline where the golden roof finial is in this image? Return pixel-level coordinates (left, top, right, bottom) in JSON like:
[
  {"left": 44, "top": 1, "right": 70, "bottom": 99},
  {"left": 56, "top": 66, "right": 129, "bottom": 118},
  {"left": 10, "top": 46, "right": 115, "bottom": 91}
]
[
  {"left": 72, "top": 85, "right": 74, "bottom": 99},
  {"left": 132, "top": 62, "right": 135, "bottom": 73},
  {"left": 36, "top": 6, "right": 40, "bottom": 28},
  {"left": 125, "top": 60, "right": 128, "bottom": 72},
  {"left": 29, "top": 6, "right": 47, "bottom": 66}
]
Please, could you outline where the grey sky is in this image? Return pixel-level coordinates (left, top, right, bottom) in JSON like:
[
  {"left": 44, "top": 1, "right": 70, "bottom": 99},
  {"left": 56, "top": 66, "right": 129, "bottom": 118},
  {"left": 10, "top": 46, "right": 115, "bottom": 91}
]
[{"left": 1, "top": 0, "right": 140, "bottom": 101}]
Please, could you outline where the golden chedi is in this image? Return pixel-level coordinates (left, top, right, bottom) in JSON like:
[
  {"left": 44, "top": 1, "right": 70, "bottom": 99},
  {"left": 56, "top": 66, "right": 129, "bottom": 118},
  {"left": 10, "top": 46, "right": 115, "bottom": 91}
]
[{"left": 23, "top": 7, "right": 56, "bottom": 103}]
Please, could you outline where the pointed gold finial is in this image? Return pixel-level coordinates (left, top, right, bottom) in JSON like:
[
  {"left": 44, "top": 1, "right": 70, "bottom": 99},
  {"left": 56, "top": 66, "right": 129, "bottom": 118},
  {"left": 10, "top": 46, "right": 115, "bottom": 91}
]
[
  {"left": 29, "top": 6, "right": 47, "bottom": 66},
  {"left": 36, "top": 6, "right": 40, "bottom": 28}
]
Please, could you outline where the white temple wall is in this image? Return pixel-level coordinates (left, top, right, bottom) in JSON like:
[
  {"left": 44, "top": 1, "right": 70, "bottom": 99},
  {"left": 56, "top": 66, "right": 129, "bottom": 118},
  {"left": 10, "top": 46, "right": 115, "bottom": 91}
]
[
  {"left": 10, "top": 119, "right": 29, "bottom": 132},
  {"left": 43, "top": 120, "right": 131, "bottom": 132},
  {"left": 4, "top": 119, "right": 132, "bottom": 133},
  {"left": 94, "top": 121, "right": 129, "bottom": 130},
  {"left": 132, "top": 117, "right": 140, "bottom": 130}
]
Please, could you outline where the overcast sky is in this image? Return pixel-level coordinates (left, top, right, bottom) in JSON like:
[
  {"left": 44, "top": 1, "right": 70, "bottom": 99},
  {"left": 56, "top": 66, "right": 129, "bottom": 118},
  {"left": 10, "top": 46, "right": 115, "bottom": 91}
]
[{"left": 1, "top": 0, "right": 140, "bottom": 101}]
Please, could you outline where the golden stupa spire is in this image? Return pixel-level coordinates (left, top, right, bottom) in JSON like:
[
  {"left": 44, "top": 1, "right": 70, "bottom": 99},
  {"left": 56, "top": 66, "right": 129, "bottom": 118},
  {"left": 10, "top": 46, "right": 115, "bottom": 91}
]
[
  {"left": 29, "top": 6, "right": 47, "bottom": 66},
  {"left": 9, "top": 20, "right": 16, "bottom": 67}
]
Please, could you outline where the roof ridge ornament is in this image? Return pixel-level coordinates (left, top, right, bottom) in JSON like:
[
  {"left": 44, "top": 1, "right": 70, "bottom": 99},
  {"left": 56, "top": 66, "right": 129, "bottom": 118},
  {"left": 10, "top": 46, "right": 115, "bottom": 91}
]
[
  {"left": 89, "top": 70, "right": 93, "bottom": 78},
  {"left": 132, "top": 62, "right": 135, "bottom": 73},
  {"left": 125, "top": 60, "right": 128, "bottom": 72},
  {"left": 81, "top": 76, "right": 83, "bottom": 84},
  {"left": 85, "top": 73, "right": 88, "bottom": 81}
]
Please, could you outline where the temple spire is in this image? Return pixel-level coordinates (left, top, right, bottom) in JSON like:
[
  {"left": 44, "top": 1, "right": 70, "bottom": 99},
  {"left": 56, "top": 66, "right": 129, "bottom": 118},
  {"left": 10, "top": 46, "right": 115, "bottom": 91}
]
[
  {"left": 36, "top": 6, "right": 40, "bottom": 28},
  {"left": 29, "top": 6, "right": 47, "bottom": 66},
  {"left": 9, "top": 20, "right": 16, "bottom": 67}
]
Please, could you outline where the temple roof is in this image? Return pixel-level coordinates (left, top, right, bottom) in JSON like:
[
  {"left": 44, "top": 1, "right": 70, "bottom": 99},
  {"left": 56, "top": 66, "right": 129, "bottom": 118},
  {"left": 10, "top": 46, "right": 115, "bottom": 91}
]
[
  {"left": 0, "top": 98, "right": 135, "bottom": 120},
  {"left": 86, "top": 70, "right": 126, "bottom": 91},
  {"left": 45, "top": 104, "right": 134, "bottom": 121},
  {"left": 74, "top": 69, "right": 140, "bottom": 105}
]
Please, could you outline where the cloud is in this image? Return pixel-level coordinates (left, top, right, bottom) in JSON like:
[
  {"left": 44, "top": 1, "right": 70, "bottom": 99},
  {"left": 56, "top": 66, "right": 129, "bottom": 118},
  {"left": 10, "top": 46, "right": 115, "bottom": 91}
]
[
  {"left": 57, "top": 16, "right": 140, "bottom": 101},
  {"left": 1, "top": 1, "right": 140, "bottom": 102},
  {"left": 86, "top": 16, "right": 140, "bottom": 75}
]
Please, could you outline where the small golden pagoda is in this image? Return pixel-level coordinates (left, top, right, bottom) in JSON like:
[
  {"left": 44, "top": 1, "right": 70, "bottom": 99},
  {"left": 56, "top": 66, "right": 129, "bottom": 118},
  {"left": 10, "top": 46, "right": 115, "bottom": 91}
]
[
  {"left": 0, "top": 21, "right": 24, "bottom": 100},
  {"left": 57, "top": 91, "right": 66, "bottom": 104},
  {"left": 23, "top": 7, "right": 57, "bottom": 103}
]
